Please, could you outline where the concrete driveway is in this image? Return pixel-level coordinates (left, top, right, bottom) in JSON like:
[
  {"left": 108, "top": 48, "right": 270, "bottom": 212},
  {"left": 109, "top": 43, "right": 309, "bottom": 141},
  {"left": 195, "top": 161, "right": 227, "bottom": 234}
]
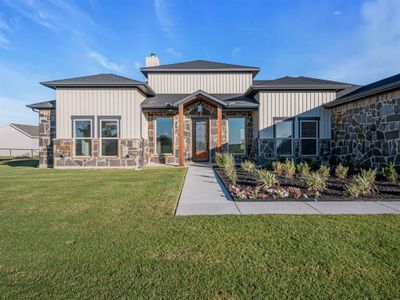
[{"left": 175, "top": 164, "right": 400, "bottom": 216}]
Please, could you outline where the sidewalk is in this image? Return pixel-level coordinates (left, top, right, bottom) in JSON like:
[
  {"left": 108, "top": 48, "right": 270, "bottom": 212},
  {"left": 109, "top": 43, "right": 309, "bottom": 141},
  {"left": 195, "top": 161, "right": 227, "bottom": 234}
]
[{"left": 175, "top": 164, "right": 400, "bottom": 216}]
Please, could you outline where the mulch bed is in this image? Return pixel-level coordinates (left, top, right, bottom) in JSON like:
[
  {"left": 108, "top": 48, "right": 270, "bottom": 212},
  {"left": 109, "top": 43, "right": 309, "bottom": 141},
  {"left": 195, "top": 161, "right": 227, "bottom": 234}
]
[{"left": 214, "top": 167, "right": 400, "bottom": 202}]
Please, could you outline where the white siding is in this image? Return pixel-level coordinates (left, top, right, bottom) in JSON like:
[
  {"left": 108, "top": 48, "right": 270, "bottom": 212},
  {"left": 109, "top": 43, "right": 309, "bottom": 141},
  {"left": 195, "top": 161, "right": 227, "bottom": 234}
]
[
  {"left": 56, "top": 88, "right": 146, "bottom": 138},
  {"left": 148, "top": 72, "right": 253, "bottom": 94},
  {"left": 258, "top": 91, "right": 335, "bottom": 139},
  {"left": 0, "top": 125, "right": 38, "bottom": 156}
]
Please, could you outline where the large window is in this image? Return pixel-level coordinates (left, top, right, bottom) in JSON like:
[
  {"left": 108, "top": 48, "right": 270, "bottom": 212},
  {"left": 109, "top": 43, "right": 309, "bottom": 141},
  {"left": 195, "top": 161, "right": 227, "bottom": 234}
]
[
  {"left": 300, "top": 120, "right": 318, "bottom": 156},
  {"left": 74, "top": 119, "right": 92, "bottom": 156},
  {"left": 228, "top": 117, "right": 246, "bottom": 154},
  {"left": 275, "top": 119, "right": 293, "bottom": 156},
  {"left": 101, "top": 119, "right": 119, "bottom": 156},
  {"left": 156, "top": 117, "right": 173, "bottom": 154}
]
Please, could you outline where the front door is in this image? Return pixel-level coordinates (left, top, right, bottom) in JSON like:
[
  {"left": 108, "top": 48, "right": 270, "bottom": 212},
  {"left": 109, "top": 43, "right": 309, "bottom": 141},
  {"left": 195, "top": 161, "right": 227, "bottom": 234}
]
[{"left": 192, "top": 118, "right": 209, "bottom": 162}]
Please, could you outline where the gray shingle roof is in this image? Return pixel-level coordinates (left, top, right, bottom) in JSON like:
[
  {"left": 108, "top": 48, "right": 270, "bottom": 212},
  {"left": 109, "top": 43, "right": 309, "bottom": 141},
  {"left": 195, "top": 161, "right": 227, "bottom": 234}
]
[
  {"left": 141, "top": 60, "right": 260, "bottom": 77},
  {"left": 325, "top": 73, "right": 400, "bottom": 108},
  {"left": 142, "top": 93, "right": 258, "bottom": 110},
  {"left": 41, "top": 74, "right": 155, "bottom": 96},
  {"left": 26, "top": 100, "right": 56, "bottom": 109},
  {"left": 10, "top": 123, "right": 39, "bottom": 138},
  {"left": 248, "top": 76, "right": 353, "bottom": 94}
]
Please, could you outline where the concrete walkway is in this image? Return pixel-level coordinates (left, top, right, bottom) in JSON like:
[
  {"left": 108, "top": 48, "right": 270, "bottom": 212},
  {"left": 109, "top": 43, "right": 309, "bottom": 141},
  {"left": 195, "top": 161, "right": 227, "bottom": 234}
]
[{"left": 175, "top": 164, "right": 400, "bottom": 216}]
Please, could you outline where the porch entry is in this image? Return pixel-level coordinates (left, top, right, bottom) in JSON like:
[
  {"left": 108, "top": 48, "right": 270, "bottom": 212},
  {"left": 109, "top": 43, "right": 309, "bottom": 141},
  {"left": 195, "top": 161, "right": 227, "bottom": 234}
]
[{"left": 192, "top": 118, "right": 209, "bottom": 162}]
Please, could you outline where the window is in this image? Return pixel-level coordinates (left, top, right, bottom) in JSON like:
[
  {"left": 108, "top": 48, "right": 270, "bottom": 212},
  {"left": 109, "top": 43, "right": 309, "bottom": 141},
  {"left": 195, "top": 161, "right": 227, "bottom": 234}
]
[
  {"left": 275, "top": 119, "right": 293, "bottom": 156},
  {"left": 100, "top": 119, "right": 119, "bottom": 156},
  {"left": 156, "top": 117, "right": 173, "bottom": 154},
  {"left": 74, "top": 119, "right": 92, "bottom": 156},
  {"left": 228, "top": 117, "right": 246, "bottom": 154},
  {"left": 300, "top": 120, "right": 318, "bottom": 156}
]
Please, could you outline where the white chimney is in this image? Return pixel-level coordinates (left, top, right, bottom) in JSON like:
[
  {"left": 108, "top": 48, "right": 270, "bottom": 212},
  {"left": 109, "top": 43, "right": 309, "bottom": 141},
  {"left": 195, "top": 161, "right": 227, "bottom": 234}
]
[{"left": 145, "top": 53, "right": 160, "bottom": 67}]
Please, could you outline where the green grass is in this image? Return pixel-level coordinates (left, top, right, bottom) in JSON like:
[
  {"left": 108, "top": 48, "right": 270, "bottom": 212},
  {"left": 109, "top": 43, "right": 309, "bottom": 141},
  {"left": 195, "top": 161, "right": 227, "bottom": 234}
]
[{"left": 0, "top": 162, "right": 399, "bottom": 299}]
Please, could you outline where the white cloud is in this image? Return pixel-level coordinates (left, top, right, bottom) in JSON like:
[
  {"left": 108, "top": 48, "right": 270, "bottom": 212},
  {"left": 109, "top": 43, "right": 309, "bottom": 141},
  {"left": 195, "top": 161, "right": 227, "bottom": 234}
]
[
  {"left": 319, "top": 0, "right": 400, "bottom": 84},
  {"left": 134, "top": 61, "right": 141, "bottom": 70},
  {"left": 333, "top": 11, "right": 341, "bottom": 15},
  {"left": 231, "top": 47, "right": 240, "bottom": 58},
  {"left": 154, "top": 0, "right": 174, "bottom": 39},
  {"left": 0, "top": 96, "right": 37, "bottom": 127},
  {"left": 166, "top": 47, "right": 182, "bottom": 58},
  {"left": 0, "top": 16, "right": 11, "bottom": 49},
  {"left": 88, "top": 51, "right": 124, "bottom": 73}
]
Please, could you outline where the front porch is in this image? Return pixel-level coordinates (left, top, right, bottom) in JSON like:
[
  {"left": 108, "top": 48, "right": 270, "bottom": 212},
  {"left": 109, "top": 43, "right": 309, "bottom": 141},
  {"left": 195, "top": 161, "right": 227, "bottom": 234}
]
[{"left": 145, "top": 91, "right": 255, "bottom": 165}]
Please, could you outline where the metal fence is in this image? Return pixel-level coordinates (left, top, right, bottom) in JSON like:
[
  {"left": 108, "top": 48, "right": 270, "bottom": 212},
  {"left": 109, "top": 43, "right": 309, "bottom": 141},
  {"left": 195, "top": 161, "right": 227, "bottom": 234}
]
[{"left": 0, "top": 148, "right": 39, "bottom": 158}]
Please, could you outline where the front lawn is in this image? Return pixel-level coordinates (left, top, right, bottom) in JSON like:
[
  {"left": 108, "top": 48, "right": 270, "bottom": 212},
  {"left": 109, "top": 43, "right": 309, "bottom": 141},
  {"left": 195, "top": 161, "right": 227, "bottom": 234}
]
[{"left": 1, "top": 161, "right": 399, "bottom": 299}]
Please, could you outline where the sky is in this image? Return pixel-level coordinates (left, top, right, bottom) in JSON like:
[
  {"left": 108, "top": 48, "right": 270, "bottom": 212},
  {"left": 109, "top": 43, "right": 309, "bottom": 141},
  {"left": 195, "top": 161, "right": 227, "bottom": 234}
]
[{"left": 0, "top": 0, "right": 399, "bottom": 127}]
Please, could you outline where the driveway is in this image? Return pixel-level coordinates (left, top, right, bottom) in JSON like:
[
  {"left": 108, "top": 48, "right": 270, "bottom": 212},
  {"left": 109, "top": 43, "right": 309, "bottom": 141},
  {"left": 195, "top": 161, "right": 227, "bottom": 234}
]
[{"left": 175, "top": 164, "right": 400, "bottom": 216}]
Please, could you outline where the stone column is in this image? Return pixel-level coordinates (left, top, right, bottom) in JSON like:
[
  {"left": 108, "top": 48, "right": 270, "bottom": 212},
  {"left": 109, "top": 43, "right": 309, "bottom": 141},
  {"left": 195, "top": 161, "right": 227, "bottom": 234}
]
[{"left": 38, "top": 109, "right": 56, "bottom": 168}]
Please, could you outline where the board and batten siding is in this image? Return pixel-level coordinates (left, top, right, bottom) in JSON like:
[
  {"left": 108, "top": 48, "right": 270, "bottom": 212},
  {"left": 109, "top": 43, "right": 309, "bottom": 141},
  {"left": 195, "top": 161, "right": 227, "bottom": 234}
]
[
  {"left": 148, "top": 72, "right": 253, "bottom": 94},
  {"left": 56, "top": 88, "right": 146, "bottom": 139},
  {"left": 258, "top": 91, "right": 336, "bottom": 139}
]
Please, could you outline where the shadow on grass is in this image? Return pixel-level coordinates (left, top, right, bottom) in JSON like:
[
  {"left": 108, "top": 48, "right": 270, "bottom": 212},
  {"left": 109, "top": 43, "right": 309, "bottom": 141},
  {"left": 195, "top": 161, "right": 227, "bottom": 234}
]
[{"left": 0, "top": 159, "right": 39, "bottom": 168}]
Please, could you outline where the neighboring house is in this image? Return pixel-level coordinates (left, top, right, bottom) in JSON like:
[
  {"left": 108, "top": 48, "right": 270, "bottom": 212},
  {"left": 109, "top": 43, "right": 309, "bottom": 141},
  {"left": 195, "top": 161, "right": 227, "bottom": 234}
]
[
  {"left": 0, "top": 123, "right": 39, "bottom": 157},
  {"left": 26, "top": 54, "right": 400, "bottom": 170}
]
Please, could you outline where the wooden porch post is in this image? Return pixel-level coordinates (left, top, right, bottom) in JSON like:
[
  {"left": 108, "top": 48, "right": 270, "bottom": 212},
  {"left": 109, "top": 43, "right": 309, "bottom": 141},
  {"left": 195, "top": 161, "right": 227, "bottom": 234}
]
[
  {"left": 217, "top": 105, "right": 222, "bottom": 153},
  {"left": 179, "top": 104, "right": 184, "bottom": 166}
]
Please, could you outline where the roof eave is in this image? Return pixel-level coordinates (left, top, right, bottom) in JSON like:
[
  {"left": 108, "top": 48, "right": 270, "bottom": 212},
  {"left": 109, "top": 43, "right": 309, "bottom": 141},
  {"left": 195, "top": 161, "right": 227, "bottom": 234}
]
[
  {"left": 140, "top": 68, "right": 260, "bottom": 78},
  {"left": 40, "top": 82, "right": 156, "bottom": 96},
  {"left": 324, "top": 82, "right": 400, "bottom": 108},
  {"left": 245, "top": 84, "right": 352, "bottom": 96}
]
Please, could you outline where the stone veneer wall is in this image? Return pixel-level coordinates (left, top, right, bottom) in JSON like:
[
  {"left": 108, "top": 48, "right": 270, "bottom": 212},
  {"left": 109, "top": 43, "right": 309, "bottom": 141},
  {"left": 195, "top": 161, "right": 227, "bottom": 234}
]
[
  {"left": 53, "top": 138, "right": 146, "bottom": 168},
  {"left": 38, "top": 109, "right": 56, "bottom": 168},
  {"left": 257, "top": 139, "right": 331, "bottom": 166},
  {"left": 330, "top": 89, "right": 400, "bottom": 170},
  {"left": 145, "top": 102, "right": 255, "bottom": 164}
]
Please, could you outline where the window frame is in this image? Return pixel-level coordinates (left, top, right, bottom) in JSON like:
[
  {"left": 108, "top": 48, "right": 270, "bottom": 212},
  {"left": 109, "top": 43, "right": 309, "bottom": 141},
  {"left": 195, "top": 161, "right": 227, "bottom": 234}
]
[
  {"left": 156, "top": 117, "right": 174, "bottom": 155},
  {"left": 72, "top": 118, "right": 93, "bottom": 157},
  {"left": 299, "top": 118, "right": 319, "bottom": 157},
  {"left": 273, "top": 118, "right": 294, "bottom": 157},
  {"left": 227, "top": 116, "right": 246, "bottom": 155},
  {"left": 99, "top": 118, "right": 120, "bottom": 157}
]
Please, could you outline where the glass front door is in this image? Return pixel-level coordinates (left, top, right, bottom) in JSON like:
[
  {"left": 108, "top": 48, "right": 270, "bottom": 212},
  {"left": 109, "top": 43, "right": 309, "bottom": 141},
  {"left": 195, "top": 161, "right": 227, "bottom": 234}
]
[{"left": 192, "top": 118, "right": 209, "bottom": 162}]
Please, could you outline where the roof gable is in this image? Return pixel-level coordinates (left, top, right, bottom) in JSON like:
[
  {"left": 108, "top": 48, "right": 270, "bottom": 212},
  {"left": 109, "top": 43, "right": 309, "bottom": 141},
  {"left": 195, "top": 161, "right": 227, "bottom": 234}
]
[
  {"left": 140, "top": 60, "right": 260, "bottom": 77},
  {"left": 40, "top": 74, "right": 155, "bottom": 96},
  {"left": 9, "top": 123, "right": 39, "bottom": 138}
]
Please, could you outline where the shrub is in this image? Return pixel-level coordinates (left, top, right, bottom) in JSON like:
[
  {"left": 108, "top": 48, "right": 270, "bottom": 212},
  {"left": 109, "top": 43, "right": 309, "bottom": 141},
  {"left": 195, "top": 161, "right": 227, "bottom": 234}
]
[
  {"left": 335, "top": 163, "right": 349, "bottom": 179},
  {"left": 297, "top": 162, "right": 310, "bottom": 177},
  {"left": 272, "top": 161, "right": 284, "bottom": 176},
  {"left": 304, "top": 171, "right": 326, "bottom": 192},
  {"left": 223, "top": 154, "right": 237, "bottom": 185},
  {"left": 282, "top": 160, "right": 296, "bottom": 178},
  {"left": 241, "top": 160, "right": 256, "bottom": 174},
  {"left": 215, "top": 153, "right": 227, "bottom": 168},
  {"left": 255, "top": 169, "right": 278, "bottom": 189},
  {"left": 345, "top": 169, "right": 377, "bottom": 198},
  {"left": 382, "top": 162, "right": 398, "bottom": 183},
  {"left": 265, "top": 161, "right": 273, "bottom": 171},
  {"left": 318, "top": 165, "right": 330, "bottom": 180}
]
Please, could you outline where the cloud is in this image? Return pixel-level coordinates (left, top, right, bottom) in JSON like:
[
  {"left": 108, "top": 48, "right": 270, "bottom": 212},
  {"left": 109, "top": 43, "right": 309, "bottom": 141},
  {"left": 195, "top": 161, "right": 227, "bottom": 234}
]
[
  {"left": 166, "top": 47, "right": 182, "bottom": 58},
  {"left": 134, "top": 61, "right": 141, "bottom": 70},
  {"left": 154, "top": 0, "right": 174, "bottom": 39},
  {"left": 231, "top": 47, "right": 240, "bottom": 58},
  {"left": 0, "top": 16, "right": 11, "bottom": 49},
  {"left": 88, "top": 51, "right": 124, "bottom": 73},
  {"left": 319, "top": 0, "right": 400, "bottom": 84},
  {"left": 333, "top": 11, "right": 341, "bottom": 15},
  {"left": 0, "top": 96, "right": 37, "bottom": 127}
]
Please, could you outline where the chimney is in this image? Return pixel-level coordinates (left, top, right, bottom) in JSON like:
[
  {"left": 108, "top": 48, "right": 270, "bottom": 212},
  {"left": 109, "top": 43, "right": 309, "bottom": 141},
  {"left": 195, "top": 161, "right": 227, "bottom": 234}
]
[{"left": 145, "top": 53, "right": 160, "bottom": 67}]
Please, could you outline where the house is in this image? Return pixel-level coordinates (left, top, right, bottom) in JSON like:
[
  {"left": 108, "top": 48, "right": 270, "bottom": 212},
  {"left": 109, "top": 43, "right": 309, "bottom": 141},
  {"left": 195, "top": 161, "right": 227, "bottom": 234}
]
[
  {"left": 0, "top": 123, "right": 39, "bottom": 157},
  {"left": 26, "top": 54, "right": 400, "bottom": 169}
]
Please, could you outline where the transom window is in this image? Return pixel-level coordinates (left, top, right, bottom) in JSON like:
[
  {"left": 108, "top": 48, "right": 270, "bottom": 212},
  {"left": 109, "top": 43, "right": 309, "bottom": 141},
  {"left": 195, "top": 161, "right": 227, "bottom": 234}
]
[
  {"left": 275, "top": 119, "right": 293, "bottom": 156},
  {"left": 300, "top": 120, "right": 318, "bottom": 156},
  {"left": 101, "top": 119, "right": 119, "bottom": 156},
  {"left": 74, "top": 119, "right": 92, "bottom": 156},
  {"left": 228, "top": 117, "right": 246, "bottom": 154},
  {"left": 156, "top": 117, "right": 173, "bottom": 154}
]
